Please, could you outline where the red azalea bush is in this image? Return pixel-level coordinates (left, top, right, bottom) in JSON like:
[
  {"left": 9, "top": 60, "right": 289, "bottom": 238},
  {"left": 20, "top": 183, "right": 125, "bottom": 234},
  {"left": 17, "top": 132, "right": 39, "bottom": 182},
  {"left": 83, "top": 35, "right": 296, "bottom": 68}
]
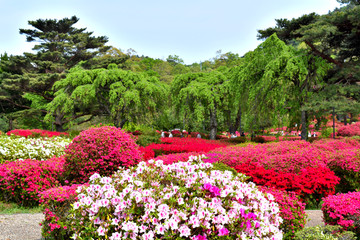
[
  {"left": 0, "top": 156, "right": 65, "bottom": 206},
  {"left": 139, "top": 146, "right": 155, "bottom": 160},
  {"left": 7, "top": 129, "right": 69, "bottom": 138},
  {"left": 152, "top": 152, "right": 206, "bottom": 165},
  {"left": 209, "top": 141, "right": 340, "bottom": 204},
  {"left": 259, "top": 186, "right": 306, "bottom": 240},
  {"left": 170, "top": 129, "right": 182, "bottom": 137},
  {"left": 40, "top": 184, "right": 82, "bottom": 239},
  {"left": 63, "top": 126, "right": 142, "bottom": 184},
  {"left": 144, "top": 138, "right": 227, "bottom": 156},
  {"left": 322, "top": 191, "right": 360, "bottom": 237},
  {"left": 337, "top": 122, "right": 360, "bottom": 137}
]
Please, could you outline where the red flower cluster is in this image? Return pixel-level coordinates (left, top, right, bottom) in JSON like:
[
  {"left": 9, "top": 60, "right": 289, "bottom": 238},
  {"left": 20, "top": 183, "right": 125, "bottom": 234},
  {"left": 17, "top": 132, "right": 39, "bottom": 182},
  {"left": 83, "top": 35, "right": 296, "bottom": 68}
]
[
  {"left": 139, "top": 146, "right": 155, "bottom": 160},
  {"left": 322, "top": 191, "right": 360, "bottom": 235},
  {"left": 63, "top": 126, "right": 142, "bottom": 184},
  {"left": 337, "top": 122, "right": 360, "bottom": 137},
  {"left": 259, "top": 186, "right": 306, "bottom": 239},
  {"left": 144, "top": 138, "right": 227, "bottom": 156},
  {"left": 0, "top": 156, "right": 65, "bottom": 206},
  {"left": 7, "top": 129, "right": 69, "bottom": 138},
  {"left": 210, "top": 141, "right": 341, "bottom": 203}
]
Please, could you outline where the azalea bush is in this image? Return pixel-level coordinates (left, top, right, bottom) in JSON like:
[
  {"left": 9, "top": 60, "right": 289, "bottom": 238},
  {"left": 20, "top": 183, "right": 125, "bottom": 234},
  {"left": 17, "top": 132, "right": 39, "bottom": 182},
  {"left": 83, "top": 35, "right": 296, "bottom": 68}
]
[
  {"left": 0, "top": 135, "right": 71, "bottom": 163},
  {"left": 0, "top": 156, "right": 65, "bottom": 206},
  {"left": 144, "top": 138, "right": 227, "bottom": 157},
  {"left": 69, "top": 156, "right": 283, "bottom": 239},
  {"left": 322, "top": 191, "right": 360, "bottom": 237},
  {"left": 209, "top": 141, "right": 340, "bottom": 204},
  {"left": 63, "top": 126, "right": 142, "bottom": 184},
  {"left": 336, "top": 122, "right": 360, "bottom": 137},
  {"left": 40, "top": 184, "right": 82, "bottom": 239},
  {"left": 7, "top": 129, "right": 69, "bottom": 138},
  {"left": 259, "top": 187, "right": 306, "bottom": 239},
  {"left": 313, "top": 139, "right": 360, "bottom": 192}
]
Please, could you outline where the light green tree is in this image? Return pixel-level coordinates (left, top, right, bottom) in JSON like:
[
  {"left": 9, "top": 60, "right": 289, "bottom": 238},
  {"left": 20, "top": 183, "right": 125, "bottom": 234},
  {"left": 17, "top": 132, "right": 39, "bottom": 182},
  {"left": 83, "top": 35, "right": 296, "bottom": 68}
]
[
  {"left": 46, "top": 64, "right": 168, "bottom": 128},
  {"left": 171, "top": 71, "right": 230, "bottom": 139}
]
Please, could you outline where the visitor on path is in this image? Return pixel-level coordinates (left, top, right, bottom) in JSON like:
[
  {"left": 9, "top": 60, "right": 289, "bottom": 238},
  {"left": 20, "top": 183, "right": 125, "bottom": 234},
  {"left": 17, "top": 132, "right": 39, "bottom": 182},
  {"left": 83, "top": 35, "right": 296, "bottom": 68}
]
[
  {"left": 197, "top": 133, "right": 201, "bottom": 138},
  {"left": 169, "top": 133, "right": 173, "bottom": 138}
]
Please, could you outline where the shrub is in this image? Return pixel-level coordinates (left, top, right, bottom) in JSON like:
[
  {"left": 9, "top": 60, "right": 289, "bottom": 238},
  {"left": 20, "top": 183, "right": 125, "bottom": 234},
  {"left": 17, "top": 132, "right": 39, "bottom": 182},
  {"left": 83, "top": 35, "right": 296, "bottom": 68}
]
[
  {"left": 0, "top": 156, "right": 65, "bottom": 206},
  {"left": 139, "top": 146, "right": 155, "bottom": 161},
  {"left": 69, "top": 157, "right": 283, "bottom": 239},
  {"left": 7, "top": 129, "right": 69, "bottom": 138},
  {"left": 40, "top": 184, "right": 82, "bottom": 239},
  {"left": 210, "top": 141, "right": 340, "bottom": 204},
  {"left": 259, "top": 187, "right": 306, "bottom": 239},
  {"left": 253, "top": 136, "right": 265, "bottom": 143},
  {"left": 337, "top": 122, "right": 360, "bottom": 137},
  {"left": 322, "top": 191, "right": 360, "bottom": 237},
  {"left": 295, "top": 225, "right": 356, "bottom": 240},
  {"left": 144, "top": 138, "right": 227, "bottom": 157},
  {"left": 0, "top": 135, "right": 71, "bottom": 163},
  {"left": 225, "top": 136, "right": 246, "bottom": 144},
  {"left": 135, "top": 128, "right": 161, "bottom": 147},
  {"left": 63, "top": 126, "right": 142, "bottom": 184}
]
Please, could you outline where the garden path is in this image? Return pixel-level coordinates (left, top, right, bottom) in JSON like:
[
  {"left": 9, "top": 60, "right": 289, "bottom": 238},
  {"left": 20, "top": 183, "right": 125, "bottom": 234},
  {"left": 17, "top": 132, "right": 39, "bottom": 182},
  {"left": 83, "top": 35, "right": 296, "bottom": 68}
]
[{"left": 0, "top": 210, "right": 323, "bottom": 240}]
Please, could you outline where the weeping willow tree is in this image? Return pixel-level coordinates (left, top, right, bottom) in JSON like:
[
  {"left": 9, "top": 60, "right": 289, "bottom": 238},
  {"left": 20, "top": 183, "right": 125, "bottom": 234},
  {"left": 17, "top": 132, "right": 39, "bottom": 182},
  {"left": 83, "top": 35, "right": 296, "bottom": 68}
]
[
  {"left": 232, "top": 34, "right": 331, "bottom": 139},
  {"left": 171, "top": 71, "right": 230, "bottom": 140},
  {"left": 45, "top": 64, "right": 168, "bottom": 128}
]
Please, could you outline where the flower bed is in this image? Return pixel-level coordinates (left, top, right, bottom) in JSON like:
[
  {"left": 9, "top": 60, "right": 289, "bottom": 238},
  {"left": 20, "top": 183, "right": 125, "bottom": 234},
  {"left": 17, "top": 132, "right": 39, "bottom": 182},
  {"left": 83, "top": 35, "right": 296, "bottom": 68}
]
[
  {"left": 0, "top": 135, "right": 71, "bottom": 163},
  {"left": 144, "top": 138, "right": 227, "bottom": 156},
  {"left": 209, "top": 141, "right": 340, "bottom": 204},
  {"left": 69, "top": 157, "right": 283, "bottom": 239},
  {"left": 312, "top": 139, "right": 360, "bottom": 192},
  {"left": 322, "top": 191, "right": 360, "bottom": 236},
  {"left": 7, "top": 129, "right": 69, "bottom": 138},
  {"left": 0, "top": 156, "right": 65, "bottom": 206}
]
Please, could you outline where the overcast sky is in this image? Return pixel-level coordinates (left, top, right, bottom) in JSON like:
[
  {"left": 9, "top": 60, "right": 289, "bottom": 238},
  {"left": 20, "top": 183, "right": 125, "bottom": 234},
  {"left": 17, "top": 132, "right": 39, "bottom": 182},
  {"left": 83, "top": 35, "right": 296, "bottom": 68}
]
[{"left": 0, "top": 0, "right": 342, "bottom": 64}]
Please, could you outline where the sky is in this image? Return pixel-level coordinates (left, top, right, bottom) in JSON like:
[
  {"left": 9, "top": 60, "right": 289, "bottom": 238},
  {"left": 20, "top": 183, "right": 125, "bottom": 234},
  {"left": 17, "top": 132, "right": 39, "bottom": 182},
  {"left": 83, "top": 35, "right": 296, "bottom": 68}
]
[{"left": 0, "top": 0, "right": 342, "bottom": 64}]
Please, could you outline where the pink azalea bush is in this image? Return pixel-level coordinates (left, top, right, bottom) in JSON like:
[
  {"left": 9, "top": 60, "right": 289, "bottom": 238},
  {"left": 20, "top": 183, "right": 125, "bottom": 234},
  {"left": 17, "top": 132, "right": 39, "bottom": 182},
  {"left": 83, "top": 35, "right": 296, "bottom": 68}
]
[
  {"left": 0, "top": 156, "right": 65, "bottom": 206},
  {"left": 63, "top": 126, "right": 142, "bottom": 184},
  {"left": 40, "top": 184, "right": 83, "bottom": 239},
  {"left": 322, "top": 191, "right": 360, "bottom": 237},
  {"left": 259, "top": 187, "right": 306, "bottom": 240},
  {"left": 337, "top": 122, "right": 360, "bottom": 137},
  {"left": 69, "top": 156, "right": 283, "bottom": 239},
  {"left": 313, "top": 138, "right": 360, "bottom": 192}
]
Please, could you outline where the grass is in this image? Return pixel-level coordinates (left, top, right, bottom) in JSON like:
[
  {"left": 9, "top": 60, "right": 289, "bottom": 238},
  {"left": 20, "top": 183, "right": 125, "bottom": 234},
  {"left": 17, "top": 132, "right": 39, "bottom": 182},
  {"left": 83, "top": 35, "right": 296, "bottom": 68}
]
[{"left": 0, "top": 201, "right": 42, "bottom": 214}]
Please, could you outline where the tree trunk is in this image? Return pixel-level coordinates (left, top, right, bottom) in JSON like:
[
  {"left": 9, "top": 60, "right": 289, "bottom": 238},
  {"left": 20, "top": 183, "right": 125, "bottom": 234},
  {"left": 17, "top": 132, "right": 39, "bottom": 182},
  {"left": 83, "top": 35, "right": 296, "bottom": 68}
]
[
  {"left": 119, "top": 119, "right": 127, "bottom": 129},
  {"left": 235, "top": 105, "right": 242, "bottom": 134},
  {"left": 301, "top": 110, "right": 307, "bottom": 140},
  {"left": 8, "top": 118, "right": 13, "bottom": 131},
  {"left": 343, "top": 114, "right": 347, "bottom": 126},
  {"left": 54, "top": 114, "right": 66, "bottom": 132},
  {"left": 209, "top": 104, "right": 217, "bottom": 140}
]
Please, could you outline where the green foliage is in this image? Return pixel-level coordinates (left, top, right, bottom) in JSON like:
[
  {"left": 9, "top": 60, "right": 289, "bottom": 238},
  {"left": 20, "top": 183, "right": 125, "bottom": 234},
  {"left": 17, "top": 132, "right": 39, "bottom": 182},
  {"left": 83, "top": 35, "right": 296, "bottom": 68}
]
[
  {"left": 46, "top": 64, "right": 168, "bottom": 128},
  {"left": 171, "top": 71, "right": 230, "bottom": 139},
  {"left": 253, "top": 136, "right": 266, "bottom": 143},
  {"left": 226, "top": 136, "right": 247, "bottom": 144},
  {"left": 0, "top": 16, "right": 109, "bottom": 131},
  {"left": 135, "top": 128, "right": 161, "bottom": 147},
  {"left": 321, "top": 127, "right": 334, "bottom": 138},
  {"left": 294, "top": 225, "right": 356, "bottom": 240}
]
